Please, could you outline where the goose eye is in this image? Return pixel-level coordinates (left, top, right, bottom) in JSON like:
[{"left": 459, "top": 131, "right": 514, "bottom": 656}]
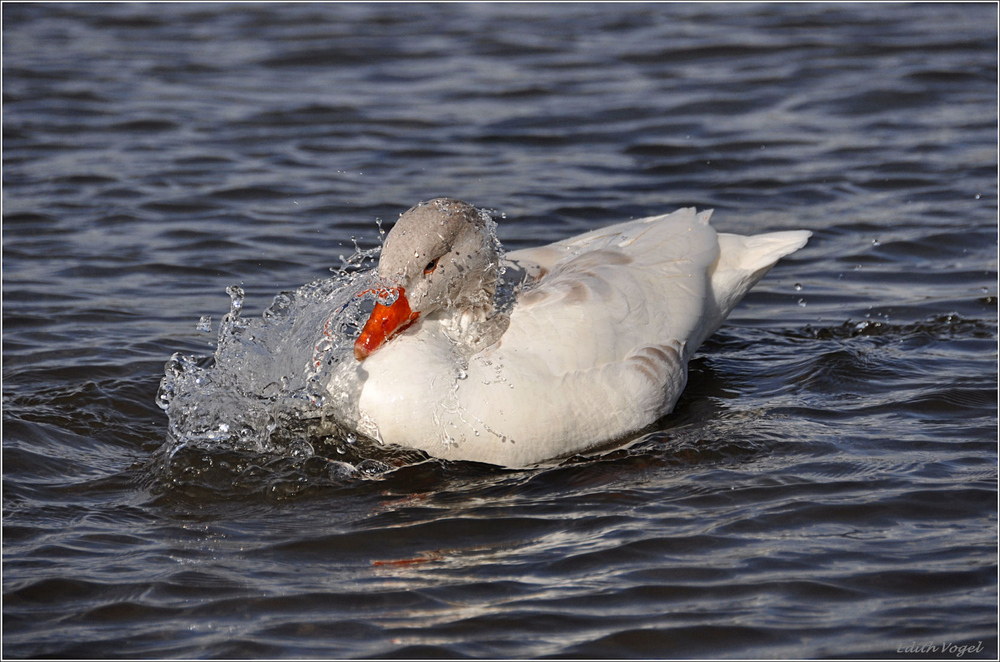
[{"left": 424, "top": 258, "right": 439, "bottom": 275}]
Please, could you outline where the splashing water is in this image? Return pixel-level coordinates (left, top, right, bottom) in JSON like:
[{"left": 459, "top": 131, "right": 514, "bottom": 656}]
[
  {"left": 149, "top": 255, "right": 425, "bottom": 498},
  {"left": 156, "top": 248, "right": 381, "bottom": 459},
  {"left": 154, "top": 207, "right": 515, "bottom": 479}
]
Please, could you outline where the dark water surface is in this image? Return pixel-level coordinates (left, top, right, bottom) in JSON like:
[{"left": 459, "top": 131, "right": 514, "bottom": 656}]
[{"left": 3, "top": 3, "right": 997, "bottom": 658}]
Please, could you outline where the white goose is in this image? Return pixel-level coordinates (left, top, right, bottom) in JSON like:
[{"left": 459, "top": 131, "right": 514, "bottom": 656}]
[{"left": 339, "top": 198, "right": 809, "bottom": 467}]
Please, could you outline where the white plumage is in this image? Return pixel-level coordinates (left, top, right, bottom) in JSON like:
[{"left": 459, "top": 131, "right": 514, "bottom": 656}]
[{"left": 339, "top": 200, "right": 810, "bottom": 467}]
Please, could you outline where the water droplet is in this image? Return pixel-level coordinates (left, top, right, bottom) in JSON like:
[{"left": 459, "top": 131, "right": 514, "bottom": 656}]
[
  {"left": 797, "top": 298, "right": 807, "bottom": 307},
  {"left": 290, "top": 440, "right": 314, "bottom": 459},
  {"left": 196, "top": 315, "right": 212, "bottom": 332},
  {"left": 226, "top": 285, "right": 245, "bottom": 314},
  {"left": 871, "top": 238, "right": 880, "bottom": 246},
  {"left": 794, "top": 283, "right": 802, "bottom": 291},
  {"left": 975, "top": 193, "right": 982, "bottom": 200}
]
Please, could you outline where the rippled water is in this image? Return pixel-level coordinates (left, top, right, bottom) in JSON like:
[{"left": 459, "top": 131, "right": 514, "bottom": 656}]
[{"left": 4, "top": 3, "right": 997, "bottom": 658}]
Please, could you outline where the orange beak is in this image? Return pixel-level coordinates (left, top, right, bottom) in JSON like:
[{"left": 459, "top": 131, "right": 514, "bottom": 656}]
[{"left": 354, "top": 287, "right": 419, "bottom": 361}]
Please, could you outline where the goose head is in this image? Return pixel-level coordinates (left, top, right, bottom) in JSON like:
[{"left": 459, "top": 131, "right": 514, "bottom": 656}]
[{"left": 354, "top": 198, "right": 499, "bottom": 361}]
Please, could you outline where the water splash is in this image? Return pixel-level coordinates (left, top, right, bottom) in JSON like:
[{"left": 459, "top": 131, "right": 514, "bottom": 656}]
[
  {"left": 156, "top": 249, "right": 381, "bottom": 460},
  {"left": 155, "top": 206, "right": 517, "bottom": 482}
]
